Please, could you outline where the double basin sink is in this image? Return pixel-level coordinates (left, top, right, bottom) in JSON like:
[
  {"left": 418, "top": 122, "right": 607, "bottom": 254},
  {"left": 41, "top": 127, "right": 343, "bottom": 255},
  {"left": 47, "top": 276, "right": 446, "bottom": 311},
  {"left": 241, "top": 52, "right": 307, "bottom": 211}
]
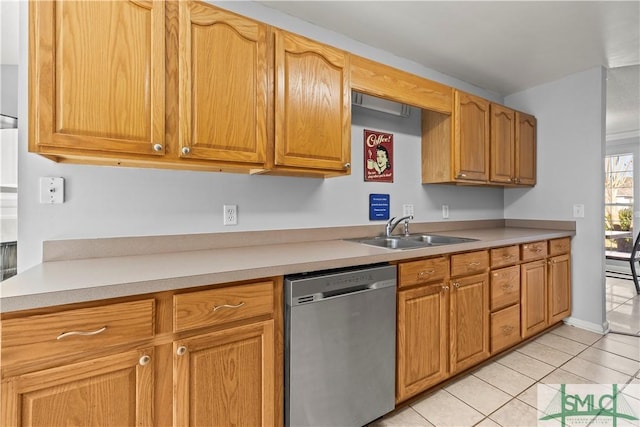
[{"left": 348, "top": 234, "right": 478, "bottom": 250}]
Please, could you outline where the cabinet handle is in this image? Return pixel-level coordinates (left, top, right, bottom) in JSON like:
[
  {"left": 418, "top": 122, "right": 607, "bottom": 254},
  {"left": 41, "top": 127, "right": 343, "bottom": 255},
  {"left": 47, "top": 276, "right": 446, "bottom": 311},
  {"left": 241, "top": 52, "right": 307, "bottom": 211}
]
[
  {"left": 344, "top": 162, "right": 351, "bottom": 169},
  {"left": 453, "top": 282, "right": 460, "bottom": 288},
  {"left": 442, "top": 285, "right": 449, "bottom": 291},
  {"left": 152, "top": 144, "right": 163, "bottom": 152},
  {"left": 418, "top": 269, "right": 436, "bottom": 278},
  {"left": 181, "top": 147, "right": 190, "bottom": 155},
  {"left": 503, "top": 254, "right": 515, "bottom": 260},
  {"left": 139, "top": 355, "right": 151, "bottom": 366},
  {"left": 501, "top": 283, "right": 514, "bottom": 292},
  {"left": 457, "top": 173, "right": 467, "bottom": 178},
  {"left": 57, "top": 326, "right": 107, "bottom": 340},
  {"left": 501, "top": 325, "right": 515, "bottom": 335},
  {"left": 212, "top": 302, "right": 245, "bottom": 312},
  {"left": 176, "top": 346, "right": 187, "bottom": 356}
]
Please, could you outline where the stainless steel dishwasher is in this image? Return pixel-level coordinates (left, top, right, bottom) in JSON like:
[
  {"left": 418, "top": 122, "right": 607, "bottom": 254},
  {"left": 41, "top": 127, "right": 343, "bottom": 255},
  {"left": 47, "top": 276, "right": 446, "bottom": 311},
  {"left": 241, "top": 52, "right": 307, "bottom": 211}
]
[{"left": 285, "top": 264, "right": 396, "bottom": 427}]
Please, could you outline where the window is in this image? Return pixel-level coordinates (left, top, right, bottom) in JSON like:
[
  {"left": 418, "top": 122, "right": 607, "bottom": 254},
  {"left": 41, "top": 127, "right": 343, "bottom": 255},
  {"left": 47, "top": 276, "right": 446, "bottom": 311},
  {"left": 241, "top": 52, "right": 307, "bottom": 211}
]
[{"left": 605, "top": 154, "right": 634, "bottom": 253}]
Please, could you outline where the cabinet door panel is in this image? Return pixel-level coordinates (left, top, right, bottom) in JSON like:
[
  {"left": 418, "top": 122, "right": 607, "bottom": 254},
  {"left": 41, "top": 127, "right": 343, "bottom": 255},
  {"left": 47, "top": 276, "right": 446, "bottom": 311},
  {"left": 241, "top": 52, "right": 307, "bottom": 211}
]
[
  {"left": 454, "top": 91, "right": 490, "bottom": 182},
  {"left": 515, "top": 112, "right": 537, "bottom": 185},
  {"left": 548, "top": 254, "right": 571, "bottom": 324},
  {"left": 30, "top": 0, "right": 165, "bottom": 155},
  {"left": 397, "top": 284, "right": 449, "bottom": 403},
  {"left": 521, "top": 260, "right": 547, "bottom": 338},
  {"left": 1, "top": 348, "right": 153, "bottom": 427},
  {"left": 179, "top": 3, "right": 267, "bottom": 164},
  {"left": 274, "top": 30, "right": 350, "bottom": 171},
  {"left": 450, "top": 273, "right": 489, "bottom": 373},
  {"left": 490, "top": 104, "right": 515, "bottom": 184},
  {"left": 174, "top": 321, "right": 274, "bottom": 427}
]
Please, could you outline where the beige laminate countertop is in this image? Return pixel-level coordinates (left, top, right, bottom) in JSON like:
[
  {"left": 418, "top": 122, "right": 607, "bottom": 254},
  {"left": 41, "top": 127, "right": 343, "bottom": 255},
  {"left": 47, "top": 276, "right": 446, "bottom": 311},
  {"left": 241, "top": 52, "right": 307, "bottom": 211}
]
[{"left": 0, "top": 224, "right": 574, "bottom": 313}]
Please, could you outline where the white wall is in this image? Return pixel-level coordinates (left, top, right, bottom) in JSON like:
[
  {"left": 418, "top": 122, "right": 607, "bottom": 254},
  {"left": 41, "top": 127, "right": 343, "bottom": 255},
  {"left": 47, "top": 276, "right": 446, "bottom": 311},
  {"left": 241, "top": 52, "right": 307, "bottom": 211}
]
[
  {"left": 16, "top": 1, "right": 507, "bottom": 271},
  {"left": 504, "top": 67, "right": 607, "bottom": 333}
]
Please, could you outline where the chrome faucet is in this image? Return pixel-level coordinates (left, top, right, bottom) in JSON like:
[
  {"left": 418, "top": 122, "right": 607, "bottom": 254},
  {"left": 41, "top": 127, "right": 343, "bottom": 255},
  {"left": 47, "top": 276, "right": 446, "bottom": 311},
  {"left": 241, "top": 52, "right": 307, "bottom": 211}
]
[{"left": 385, "top": 215, "right": 413, "bottom": 237}]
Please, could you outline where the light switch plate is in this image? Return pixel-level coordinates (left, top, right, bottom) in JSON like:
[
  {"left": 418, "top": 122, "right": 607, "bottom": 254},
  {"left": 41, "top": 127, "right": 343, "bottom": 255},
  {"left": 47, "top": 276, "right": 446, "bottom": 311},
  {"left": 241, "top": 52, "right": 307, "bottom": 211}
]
[
  {"left": 402, "top": 204, "right": 414, "bottom": 217},
  {"left": 39, "top": 177, "right": 64, "bottom": 204},
  {"left": 573, "top": 204, "right": 585, "bottom": 218}
]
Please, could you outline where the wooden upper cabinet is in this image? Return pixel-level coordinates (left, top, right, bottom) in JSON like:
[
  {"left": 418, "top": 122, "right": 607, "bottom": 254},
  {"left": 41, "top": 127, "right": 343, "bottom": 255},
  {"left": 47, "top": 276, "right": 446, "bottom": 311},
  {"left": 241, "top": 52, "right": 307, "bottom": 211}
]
[
  {"left": 490, "top": 104, "right": 516, "bottom": 184},
  {"left": 29, "top": 0, "right": 165, "bottom": 156},
  {"left": 178, "top": 2, "right": 267, "bottom": 166},
  {"left": 272, "top": 29, "right": 351, "bottom": 174},
  {"left": 515, "top": 112, "right": 537, "bottom": 186},
  {"left": 454, "top": 91, "right": 490, "bottom": 182}
]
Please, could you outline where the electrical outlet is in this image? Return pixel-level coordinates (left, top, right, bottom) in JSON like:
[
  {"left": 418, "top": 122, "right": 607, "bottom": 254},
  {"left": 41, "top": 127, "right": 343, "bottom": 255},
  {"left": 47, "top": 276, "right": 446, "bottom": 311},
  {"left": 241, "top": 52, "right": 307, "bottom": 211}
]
[
  {"left": 223, "top": 204, "right": 237, "bottom": 225},
  {"left": 402, "top": 204, "right": 414, "bottom": 217},
  {"left": 442, "top": 204, "right": 449, "bottom": 219}
]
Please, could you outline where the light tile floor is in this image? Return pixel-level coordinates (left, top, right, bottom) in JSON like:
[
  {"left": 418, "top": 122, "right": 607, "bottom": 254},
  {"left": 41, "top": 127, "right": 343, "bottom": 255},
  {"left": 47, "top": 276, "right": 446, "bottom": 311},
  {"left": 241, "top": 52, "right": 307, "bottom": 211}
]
[{"left": 370, "top": 277, "right": 640, "bottom": 427}]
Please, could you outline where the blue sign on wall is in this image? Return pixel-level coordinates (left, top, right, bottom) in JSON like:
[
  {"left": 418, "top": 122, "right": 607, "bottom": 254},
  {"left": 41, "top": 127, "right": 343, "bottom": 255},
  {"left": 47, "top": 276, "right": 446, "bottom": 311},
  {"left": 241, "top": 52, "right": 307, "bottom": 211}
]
[{"left": 369, "top": 194, "right": 390, "bottom": 221}]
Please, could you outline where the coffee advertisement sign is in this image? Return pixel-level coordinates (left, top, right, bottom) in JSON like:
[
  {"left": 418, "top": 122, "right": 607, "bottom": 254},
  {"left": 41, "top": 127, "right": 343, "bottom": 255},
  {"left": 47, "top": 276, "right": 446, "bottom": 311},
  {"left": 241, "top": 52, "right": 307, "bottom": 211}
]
[{"left": 364, "top": 129, "right": 393, "bottom": 183}]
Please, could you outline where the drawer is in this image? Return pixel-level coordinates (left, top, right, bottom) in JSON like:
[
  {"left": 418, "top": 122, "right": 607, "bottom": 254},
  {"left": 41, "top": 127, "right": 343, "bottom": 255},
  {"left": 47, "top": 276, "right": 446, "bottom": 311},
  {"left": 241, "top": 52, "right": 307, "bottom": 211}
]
[
  {"left": 521, "top": 241, "right": 548, "bottom": 261},
  {"left": 174, "top": 281, "right": 274, "bottom": 332},
  {"left": 398, "top": 257, "right": 449, "bottom": 288},
  {"left": 549, "top": 237, "right": 571, "bottom": 256},
  {"left": 490, "top": 265, "right": 520, "bottom": 311},
  {"left": 490, "top": 245, "right": 519, "bottom": 268},
  {"left": 490, "top": 304, "right": 521, "bottom": 354},
  {"left": 1, "top": 299, "right": 155, "bottom": 368},
  {"left": 450, "top": 250, "right": 489, "bottom": 277}
]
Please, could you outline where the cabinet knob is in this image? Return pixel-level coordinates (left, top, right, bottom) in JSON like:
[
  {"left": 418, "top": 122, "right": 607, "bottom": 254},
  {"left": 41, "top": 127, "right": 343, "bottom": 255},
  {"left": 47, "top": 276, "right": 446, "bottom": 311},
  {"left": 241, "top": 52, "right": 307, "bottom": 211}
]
[
  {"left": 181, "top": 147, "right": 190, "bottom": 156},
  {"left": 176, "top": 346, "right": 187, "bottom": 356},
  {"left": 344, "top": 162, "right": 351, "bottom": 169},
  {"left": 139, "top": 355, "right": 151, "bottom": 366},
  {"left": 453, "top": 282, "right": 460, "bottom": 288},
  {"left": 152, "top": 144, "right": 163, "bottom": 152},
  {"left": 442, "top": 285, "right": 449, "bottom": 291}
]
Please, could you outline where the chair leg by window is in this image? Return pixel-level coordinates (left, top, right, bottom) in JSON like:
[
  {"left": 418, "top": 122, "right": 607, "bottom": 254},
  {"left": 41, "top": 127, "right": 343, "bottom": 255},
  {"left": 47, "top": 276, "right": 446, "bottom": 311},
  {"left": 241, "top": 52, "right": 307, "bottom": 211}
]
[{"left": 629, "top": 259, "right": 640, "bottom": 294}]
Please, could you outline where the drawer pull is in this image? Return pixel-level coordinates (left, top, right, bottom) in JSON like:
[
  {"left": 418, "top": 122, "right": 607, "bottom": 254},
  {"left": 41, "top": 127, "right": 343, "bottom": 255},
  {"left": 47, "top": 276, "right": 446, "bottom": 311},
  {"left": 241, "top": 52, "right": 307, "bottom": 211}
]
[
  {"left": 503, "top": 254, "right": 515, "bottom": 259},
  {"left": 501, "top": 325, "right": 515, "bottom": 335},
  {"left": 467, "top": 261, "right": 481, "bottom": 269},
  {"left": 139, "top": 355, "right": 151, "bottom": 366},
  {"left": 418, "top": 269, "right": 436, "bottom": 278},
  {"left": 57, "top": 326, "right": 107, "bottom": 340},
  {"left": 501, "top": 283, "right": 514, "bottom": 292},
  {"left": 212, "top": 302, "right": 245, "bottom": 312}
]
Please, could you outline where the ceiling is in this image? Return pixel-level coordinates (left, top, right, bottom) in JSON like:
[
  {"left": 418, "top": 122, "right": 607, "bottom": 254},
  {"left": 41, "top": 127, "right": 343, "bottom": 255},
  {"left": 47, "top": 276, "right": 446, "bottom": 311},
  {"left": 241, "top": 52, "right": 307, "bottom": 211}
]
[{"left": 259, "top": 1, "right": 640, "bottom": 138}]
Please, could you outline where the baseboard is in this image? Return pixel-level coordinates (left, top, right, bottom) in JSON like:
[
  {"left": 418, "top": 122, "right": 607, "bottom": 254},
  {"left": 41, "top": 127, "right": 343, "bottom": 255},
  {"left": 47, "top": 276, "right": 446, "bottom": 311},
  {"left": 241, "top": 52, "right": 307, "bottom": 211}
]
[{"left": 563, "top": 317, "right": 609, "bottom": 334}]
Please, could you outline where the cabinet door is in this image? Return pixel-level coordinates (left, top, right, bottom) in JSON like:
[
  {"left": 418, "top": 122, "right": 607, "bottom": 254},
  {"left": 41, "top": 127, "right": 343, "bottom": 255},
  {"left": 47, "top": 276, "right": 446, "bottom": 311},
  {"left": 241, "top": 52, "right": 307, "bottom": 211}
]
[
  {"left": 449, "top": 273, "right": 490, "bottom": 373},
  {"left": 178, "top": 2, "right": 267, "bottom": 165},
  {"left": 454, "top": 91, "right": 490, "bottom": 182},
  {"left": 548, "top": 254, "right": 571, "bottom": 324},
  {"left": 1, "top": 348, "right": 154, "bottom": 427},
  {"left": 173, "top": 320, "right": 274, "bottom": 427},
  {"left": 274, "top": 29, "right": 351, "bottom": 172},
  {"left": 515, "top": 112, "right": 537, "bottom": 185},
  {"left": 490, "top": 104, "right": 516, "bottom": 184},
  {"left": 30, "top": 1, "right": 165, "bottom": 156},
  {"left": 521, "top": 260, "right": 548, "bottom": 338},
  {"left": 396, "top": 283, "right": 449, "bottom": 403}
]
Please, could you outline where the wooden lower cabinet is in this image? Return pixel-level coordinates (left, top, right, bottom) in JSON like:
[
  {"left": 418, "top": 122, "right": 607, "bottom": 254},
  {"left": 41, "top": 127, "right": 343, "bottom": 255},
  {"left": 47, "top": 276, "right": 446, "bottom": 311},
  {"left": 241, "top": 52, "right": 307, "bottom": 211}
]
[
  {"left": 548, "top": 253, "right": 571, "bottom": 324},
  {"left": 173, "top": 320, "right": 275, "bottom": 427},
  {"left": 521, "top": 259, "right": 548, "bottom": 338},
  {"left": 450, "top": 273, "right": 490, "bottom": 373},
  {"left": 396, "top": 283, "right": 449, "bottom": 403},
  {"left": 1, "top": 347, "right": 154, "bottom": 427},
  {"left": 490, "top": 304, "right": 521, "bottom": 353}
]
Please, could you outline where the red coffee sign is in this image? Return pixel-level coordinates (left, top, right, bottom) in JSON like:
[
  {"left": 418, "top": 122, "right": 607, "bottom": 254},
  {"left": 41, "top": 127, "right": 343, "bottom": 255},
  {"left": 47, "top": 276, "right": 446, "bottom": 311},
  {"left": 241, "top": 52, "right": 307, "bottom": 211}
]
[{"left": 364, "top": 129, "right": 393, "bottom": 182}]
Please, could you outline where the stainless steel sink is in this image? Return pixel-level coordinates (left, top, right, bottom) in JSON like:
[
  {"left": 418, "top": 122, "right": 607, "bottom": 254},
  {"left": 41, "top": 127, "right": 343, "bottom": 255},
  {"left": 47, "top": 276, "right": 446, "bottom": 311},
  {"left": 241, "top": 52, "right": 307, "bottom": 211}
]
[
  {"left": 406, "top": 234, "right": 478, "bottom": 245},
  {"left": 347, "top": 234, "right": 478, "bottom": 250}
]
